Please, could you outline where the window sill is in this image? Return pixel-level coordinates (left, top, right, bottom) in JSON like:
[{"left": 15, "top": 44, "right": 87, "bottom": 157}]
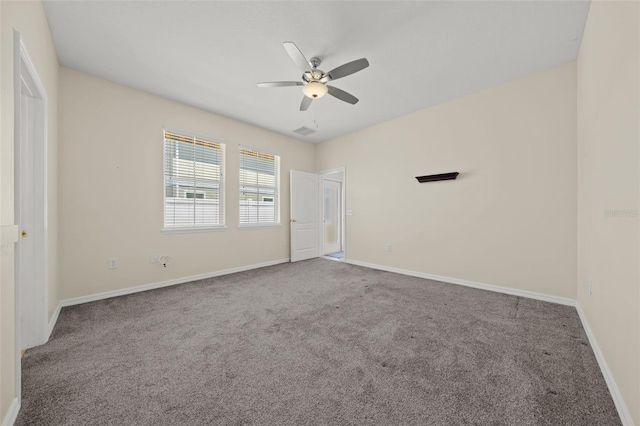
[
  {"left": 237, "top": 223, "right": 282, "bottom": 230},
  {"left": 161, "top": 226, "right": 227, "bottom": 234}
]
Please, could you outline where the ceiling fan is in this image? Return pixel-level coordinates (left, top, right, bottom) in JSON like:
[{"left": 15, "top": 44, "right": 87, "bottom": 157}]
[{"left": 257, "top": 42, "right": 369, "bottom": 111}]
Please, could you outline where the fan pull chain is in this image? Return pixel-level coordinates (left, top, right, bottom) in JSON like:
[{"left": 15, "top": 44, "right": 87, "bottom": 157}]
[{"left": 313, "top": 102, "right": 320, "bottom": 130}]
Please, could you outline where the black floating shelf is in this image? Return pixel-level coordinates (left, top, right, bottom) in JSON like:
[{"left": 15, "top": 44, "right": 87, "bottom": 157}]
[{"left": 415, "top": 172, "right": 459, "bottom": 183}]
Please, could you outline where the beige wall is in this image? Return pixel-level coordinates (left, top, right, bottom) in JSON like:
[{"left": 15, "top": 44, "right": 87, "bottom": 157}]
[
  {"left": 0, "top": 0, "right": 59, "bottom": 421},
  {"left": 317, "top": 62, "right": 577, "bottom": 299},
  {"left": 577, "top": 1, "right": 639, "bottom": 424},
  {"left": 58, "top": 67, "right": 314, "bottom": 300}
]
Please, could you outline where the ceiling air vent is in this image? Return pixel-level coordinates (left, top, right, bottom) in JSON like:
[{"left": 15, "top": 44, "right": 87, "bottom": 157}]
[{"left": 293, "top": 126, "right": 317, "bottom": 136}]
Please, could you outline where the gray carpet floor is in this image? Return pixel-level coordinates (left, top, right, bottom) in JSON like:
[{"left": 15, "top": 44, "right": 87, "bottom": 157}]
[{"left": 17, "top": 259, "right": 620, "bottom": 425}]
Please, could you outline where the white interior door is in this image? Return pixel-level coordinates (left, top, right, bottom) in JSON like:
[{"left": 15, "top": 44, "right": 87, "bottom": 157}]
[
  {"left": 323, "top": 179, "right": 342, "bottom": 255},
  {"left": 16, "top": 43, "right": 48, "bottom": 350},
  {"left": 290, "top": 170, "right": 319, "bottom": 262},
  {"left": 18, "top": 91, "right": 38, "bottom": 348}
]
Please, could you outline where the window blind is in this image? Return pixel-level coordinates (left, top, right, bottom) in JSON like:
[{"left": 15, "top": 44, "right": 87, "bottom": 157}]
[
  {"left": 164, "top": 130, "right": 225, "bottom": 228},
  {"left": 239, "top": 147, "right": 280, "bottom": 225}
]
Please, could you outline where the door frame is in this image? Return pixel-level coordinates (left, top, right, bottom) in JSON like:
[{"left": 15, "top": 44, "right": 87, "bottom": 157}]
[
  {"left": 14, "top": 30, "right": 49, "bottom": 401},
  {"left": 317, "top": 167, "right": 346, "bottom": 259}
]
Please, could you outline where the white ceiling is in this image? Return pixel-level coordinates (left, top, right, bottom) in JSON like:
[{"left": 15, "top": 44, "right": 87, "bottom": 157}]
[{"left": 42, "top": 0, "right": 590, "bottom": 143}]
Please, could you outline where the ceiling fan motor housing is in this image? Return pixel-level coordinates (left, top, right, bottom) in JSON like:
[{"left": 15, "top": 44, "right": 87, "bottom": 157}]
[{"left": 303, "top": 70, "right": 326, "bottom": 83}]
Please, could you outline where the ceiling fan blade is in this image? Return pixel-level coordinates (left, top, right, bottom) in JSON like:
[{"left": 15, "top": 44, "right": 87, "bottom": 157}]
[
  {"left": 283, "top": 42, "right": 311, "bottom": 72},
  {"left": 327, "top": 86, "right": 359, "bottom": 104},
  {"left": 326, "top": 58, "right": 369, "bottom": 81},
  {"left": 300, "top": 96, "right": 313, "bottom": 111},
  {"left": 257, "top": 81, "right": 303, "bottom": 88}
]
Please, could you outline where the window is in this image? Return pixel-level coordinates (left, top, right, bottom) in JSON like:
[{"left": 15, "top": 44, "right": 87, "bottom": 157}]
[
  {"left": 184, "top": 191, "right": 205, "bottom": 199},
  {"left": 239, "top": 147, "right": 280, "bottom": 225},
  {"left": 164, "top": 130, "right": 225, "bottom": 228}
]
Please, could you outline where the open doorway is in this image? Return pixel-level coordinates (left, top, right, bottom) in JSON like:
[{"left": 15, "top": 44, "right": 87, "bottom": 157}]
[{"left": 319, "top": 168, "right": 345, "bottom": 260}]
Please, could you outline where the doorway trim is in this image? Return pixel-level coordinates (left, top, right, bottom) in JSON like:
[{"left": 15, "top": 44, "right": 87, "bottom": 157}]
[
  {"left": 14, "top": 30, "right": 49, "bottom": 405},
  {"left": 317, "top": 167, "right": 346, "bottom": 260}
]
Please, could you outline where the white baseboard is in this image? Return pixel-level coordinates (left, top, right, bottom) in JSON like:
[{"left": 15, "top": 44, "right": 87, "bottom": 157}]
[
  {"left": 575, "top": 304, "right": 634, "bottom": 426},
  {"left": 59, "top": 258, "right": 290, "bottom": 308},
  {"left": 46, "top": 303, "right": 61, "bottom": 341},
  {"left": 344, "top": 259, "right": 575, "bottom": 306},
  {"left": 1, "top": 397, "right": 19, "bottom": 426}
]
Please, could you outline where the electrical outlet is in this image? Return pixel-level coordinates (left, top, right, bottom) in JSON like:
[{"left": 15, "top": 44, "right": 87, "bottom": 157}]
[
  {"left": 385, "top": 244, "right": 392, "bottom": 252},
  {"left": 587, "top": 279, "right": 592, "bottom": 296},
  {"left": 150, "top": 254, "right": 159, "bottom": 263},
  {"left": 108, "top": 258, "right": 118, "bottom": 269}
]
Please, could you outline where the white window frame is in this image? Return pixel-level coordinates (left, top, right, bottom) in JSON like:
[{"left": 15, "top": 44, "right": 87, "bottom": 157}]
[
  {"left": 162, "top": 129, "right": 226, "bottom": 232},
  {"left": 239, "top": 146, "right": 281, "bottom": 227}
]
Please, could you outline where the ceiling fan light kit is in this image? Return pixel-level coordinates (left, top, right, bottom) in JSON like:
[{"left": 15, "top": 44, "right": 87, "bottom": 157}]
[
  {"left": 302, "top": 81, "right": 328, "bottom": 99},
  {"left": 257, "top": 42, "right": 369, "bottom": 111}
]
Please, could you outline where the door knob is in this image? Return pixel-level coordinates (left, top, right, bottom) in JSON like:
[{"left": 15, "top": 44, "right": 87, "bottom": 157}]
[
  {"left": 21, "top": 230, "right": 27, "bottom": 238},
  {"left": 291, "top": 219, "right": 297, "bottom": 223}
]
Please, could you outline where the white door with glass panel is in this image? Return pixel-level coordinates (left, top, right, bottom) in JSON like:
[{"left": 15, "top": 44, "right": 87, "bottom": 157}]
[
  {"left": 323, "top": 179, "right": 342, "bottom": 255},
  {"left": 290, "top": 170, "right": 319, "bottom": 262}
]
